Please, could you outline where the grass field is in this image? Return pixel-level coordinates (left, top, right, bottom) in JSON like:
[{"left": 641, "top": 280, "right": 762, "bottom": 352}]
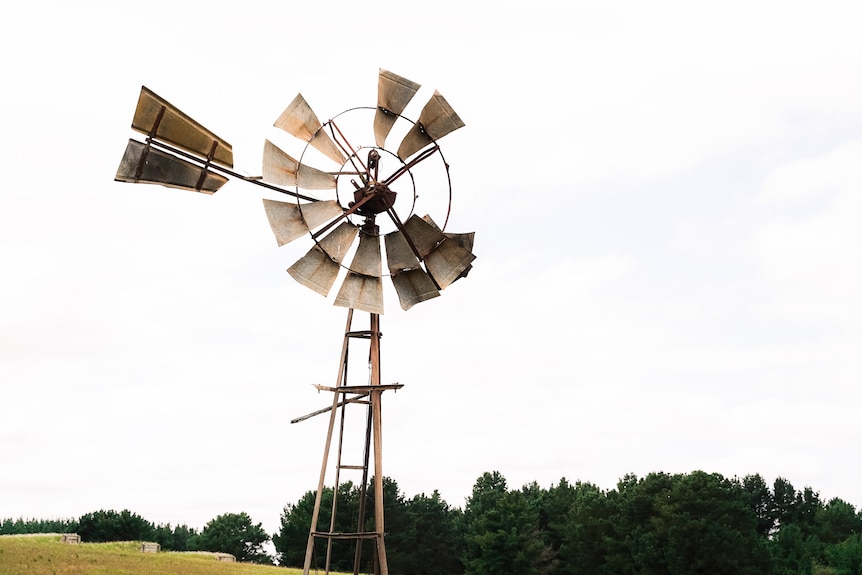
[{"left": 0, "top": 535, "right": 334, "bottom": 575}]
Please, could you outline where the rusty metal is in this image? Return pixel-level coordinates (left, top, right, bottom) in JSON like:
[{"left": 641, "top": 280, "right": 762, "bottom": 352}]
[
  {"left": 375, "top": 69, "right": 421, "bottom": 147},
  {"left": 288, "top": 222, "right": 358, "bottom": 296},
  {"left": 398, "top": 90, "right": 464, "bottom": 160},
  {"left": 115, "top": 139, "right": 228, "bottom": 194},
  {"left": 262, "top": 199, "right": 343, "bottom": 247},
  {"left": 391, "top": 269, "right": 440, "bottom": 310},
  {"left": 274, "top": 93, "right": 346, "bottom": 165},
  {"left": 335, "top": 274, "right": 384, "bottom": 315},
  {"left": 131, "top": 86, "right": 234, "bottom": 168},
  {"left": 262, "top": 140, "right": 337, "bottom": 190}
]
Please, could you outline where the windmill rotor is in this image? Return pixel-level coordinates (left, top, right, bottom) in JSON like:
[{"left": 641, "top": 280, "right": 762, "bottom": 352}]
[{"left": 259, "top": 70, "right": 474, "bottom": 313}]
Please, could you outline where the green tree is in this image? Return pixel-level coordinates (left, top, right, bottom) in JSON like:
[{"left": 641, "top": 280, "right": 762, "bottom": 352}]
[
  {"left": 401, "top": 490, "right": 465, "bottom": 575},
  {"left": 826, "top": 534, "right": 862, "bottom": 575},
  {"left": 816, "top": 498, "right": 861, "bottom": 545},
  {"left": 560, "top": 480, "right": 617, "bottom": 575},
  {"left": 743, "top": 473, "right": 777, "bottom": 537},
  {"left": 77, "top": 509, "right": 154, "bottom": 542},
  {"left": 199, "top": 512, "right": 271, "bottom": 564},
  {"left": 462, "top": 471, "right": 546, "bottom": 575},
  {"left": 274, "top": 482, "right": 361, "bottom": 569}
]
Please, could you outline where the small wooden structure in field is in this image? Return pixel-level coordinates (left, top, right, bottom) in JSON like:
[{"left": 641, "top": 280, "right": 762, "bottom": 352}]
[
  {"left": 215, "top": 553, "right": 235, "bottom": 562},
  {"left": 61, "top": 534, "right": 80, "bottom": 544},
  {"left": 140, "top": 542, "right": 160, "bottom": 553}
]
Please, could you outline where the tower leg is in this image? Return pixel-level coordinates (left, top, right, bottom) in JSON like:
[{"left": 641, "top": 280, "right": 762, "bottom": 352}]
[{"left": 301, "top": 310, "right": 389, "bottom": 575}]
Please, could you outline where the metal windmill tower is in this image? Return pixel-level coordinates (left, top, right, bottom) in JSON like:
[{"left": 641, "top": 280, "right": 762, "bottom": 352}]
[{"left": 115, "top": 69, "right": 475, "bottom": 575}]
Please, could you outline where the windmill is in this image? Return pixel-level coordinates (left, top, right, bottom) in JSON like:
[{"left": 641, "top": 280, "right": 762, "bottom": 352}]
[{"left": 115, "top": 69, "right": 475, "bottom": 575}]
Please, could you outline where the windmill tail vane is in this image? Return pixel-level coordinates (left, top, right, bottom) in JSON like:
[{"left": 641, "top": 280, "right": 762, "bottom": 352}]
[{"left": 115, "top": 69, "right": 475, "bottom": 314}]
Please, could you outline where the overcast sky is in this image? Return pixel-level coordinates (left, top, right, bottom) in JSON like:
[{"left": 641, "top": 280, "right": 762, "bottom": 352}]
[{"left": 2, "top": 1, "right": 862, "bottom": 537}]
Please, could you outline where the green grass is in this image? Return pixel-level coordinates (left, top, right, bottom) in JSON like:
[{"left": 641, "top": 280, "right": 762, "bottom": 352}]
[{"left": 0, "top": 535, "right": 343, "bottom": 575}]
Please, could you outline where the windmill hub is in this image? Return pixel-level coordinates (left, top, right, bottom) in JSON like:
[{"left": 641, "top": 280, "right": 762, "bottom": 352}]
[{"left": 352, "top": 181, "right": 396, "bottom": 216}]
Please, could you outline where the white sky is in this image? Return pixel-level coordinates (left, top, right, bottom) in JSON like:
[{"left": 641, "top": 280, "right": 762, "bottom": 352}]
[{"left": 2, "top": 1, "right": 862, "bottom": 537}]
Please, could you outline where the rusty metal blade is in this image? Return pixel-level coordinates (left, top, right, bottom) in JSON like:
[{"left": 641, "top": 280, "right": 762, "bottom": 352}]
[
  {"left": 402, "top": 214, "right": 447, "bottom": 258},
  {"left": 417, "top": 215, "right": 475, "bottom": 280},
  {"left": 317, "top": 221, "right": 359, "bottom": 263},
  {"left": 423, "top": 237, "right": 476, "bottom": 290},
  {"left": 262, "top": 199, "right": 343, "bottom": 246},
  {"left": 273, "top": 93, "right": 346, "bottom": 165},
  {"left": 288, "top": 245, "right": 341, "bottom": 297},
  {"left": 287, "top": 222, "right": 358, "bottom": 296},
  {"left": 348, "top": 230, "right": 382, "bottom": 278},
  {"left": 262, "top": 140, "right": 336, "bottom": 189},
  {"left": 397, "top": 90, "right": 465, "bottom": 159},
  {"left": 383, "top": 229, "right": 421, "bottom": 274},
  {"left": 334, "top": 273, "right": 384, "bottom": 314},
  {"left": 443, "top": 230, "right": 476, "bottom": 280},
  {"left": 375, "top": 69, "right": 421, "bottom": 148},
  {"left": 115, "top": 139, "right": 228, "bottom": 194},
  {"left": 391, "top": 269, "right": 440, "bottom": 310},
  {"left": 131, "top": 86, "right": 233, "bottom": 168}
]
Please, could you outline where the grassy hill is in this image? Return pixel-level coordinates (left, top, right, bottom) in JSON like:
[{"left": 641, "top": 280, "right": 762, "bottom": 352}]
[{"left": 0, "top": 535, "right": 326, "bottom": 575}]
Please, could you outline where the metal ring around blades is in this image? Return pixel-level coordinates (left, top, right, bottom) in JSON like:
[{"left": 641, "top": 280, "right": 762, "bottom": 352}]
[{"left": 295, "top": 106, "right": 454, "bottom": 278}]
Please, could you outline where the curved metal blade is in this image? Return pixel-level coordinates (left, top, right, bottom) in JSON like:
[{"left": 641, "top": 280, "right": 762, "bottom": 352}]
[
  {"left": 286, "top": 222, "right": 358, "bottom": 297},
  {"left": 115, "top": 139, "right": 228, "bottom": 194},
  {"left": 333, "top": 230, "right": 384, "bottom": 314},
  {"left": 397, "top": 90, "right": 465, "bottom": 159},
  {"left": 391, "top": 269, "right": 440, "bottom": 310},
  {"left": 383, "top": 229, "right": 421, "bottom": 274},
  {"left": 273, "top": 94, "right": 346, "bottom": 165},
  {"left": 317, "top": 221, "right": 359, "bottom": 263},
  {"left": 131, "top": 86, "right": 233, "bottom": 168},
  {"left": 262, "top": 198, "right": 343, "bottom": 246},
  {"left": 287, "top": 246, "right": 340, "bottom": 297},
  {"left": 423, "top": 237, "right": 476, "bottom": 290},
  {"left": 262, "top": 140, "right": 336, "bottom": 189},
  {"left": 374, "top": 69, "right": 421, "bottom": 148},
  {"left": 443, "top": 231, "right": 476, "bottom": 280},
  {"left": 348, "top": 230, "right": 382, "bottom": 278},
  {"left": 402, "top": 214, "right": 446, "bottom": 258},
  {"left": 334, "top": 274, "right": 384, "bottom": 314}
]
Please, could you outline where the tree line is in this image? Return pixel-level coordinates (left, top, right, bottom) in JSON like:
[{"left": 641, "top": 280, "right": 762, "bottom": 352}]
[
  {"left": 0, "top": 509, "right": 270, "bottom": 563},
  {"left": 4, "top": 470, "right": 862, "bottom": 574}
]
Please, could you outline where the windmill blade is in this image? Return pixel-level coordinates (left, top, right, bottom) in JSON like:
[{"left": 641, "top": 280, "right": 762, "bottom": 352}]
[
  {"left": 288, "top": 222, "right": 358, "bottom": 296},
  {"left": 419, "top": 216, "right": 475, "bottom": 281},
  {"left": 443, "top": 231, "right": 476, "bottom": 280},
  {"left": 374, "top": 69, "right": 421, "bottom": 148},
  {"left": 262, "top": 140, "right": 336, "bottom": 189},
  {"left": 397, "top": 90, "right": 465, "bottom": 160},
  {"left": 274, "top": 94, "right": 346, "bottom": 165},
  {"left": 423, "top": 238, "right": 476, "bottom": 289},
  {"left": 333, "top": 230, "right": 384, "bottom": 314},
  {"left": 115, "top": 139, "right": 228, "bottom": 194},
  {"left": 346, "top": 229, "right": 382, "bottom": 277},
  {"left": 131, "top": 86, "right": 233, "bottom": 168},
  {"left": 334, "top": 274, "right": 384, "bottom": 315},
  {"left": 390, "top": 269, "right": 440, "bottom": 310},
  {"left": 384, "top": 229, "right": 440, "bottom": 310},
  {"left": 402, "top": 214, "right": 475, "bottom": 289},
  {"left": 383, "top": 229, "right": 421, "bottom": 273},
  {"left": 262, "top": 198, "right": 343, "bottom": 246}
]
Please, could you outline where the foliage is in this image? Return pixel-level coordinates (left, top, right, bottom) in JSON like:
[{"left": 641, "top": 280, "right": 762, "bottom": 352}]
[
  {"left": 198, "top": 512, "right": 272, "bottom": 564},
  {"left": 6, "top": 469, "right": 862, "bottom": 575},
  {"left": 76, "top": 509, "right": 155, "bottom": 542},
  {"left": 0, "top": 517, "right": 77, "bottom": 535}
]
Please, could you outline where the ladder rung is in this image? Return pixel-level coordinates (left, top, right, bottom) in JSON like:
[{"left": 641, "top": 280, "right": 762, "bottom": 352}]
[
  {"left": 311, "top": 531, "right": 379, "bottom": 540},
  {"left": 338, "top": 465, "right": 366, "bottom": 470},
  {"left": 345, "top": 330, "right": 381, "bottom": 339}
]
